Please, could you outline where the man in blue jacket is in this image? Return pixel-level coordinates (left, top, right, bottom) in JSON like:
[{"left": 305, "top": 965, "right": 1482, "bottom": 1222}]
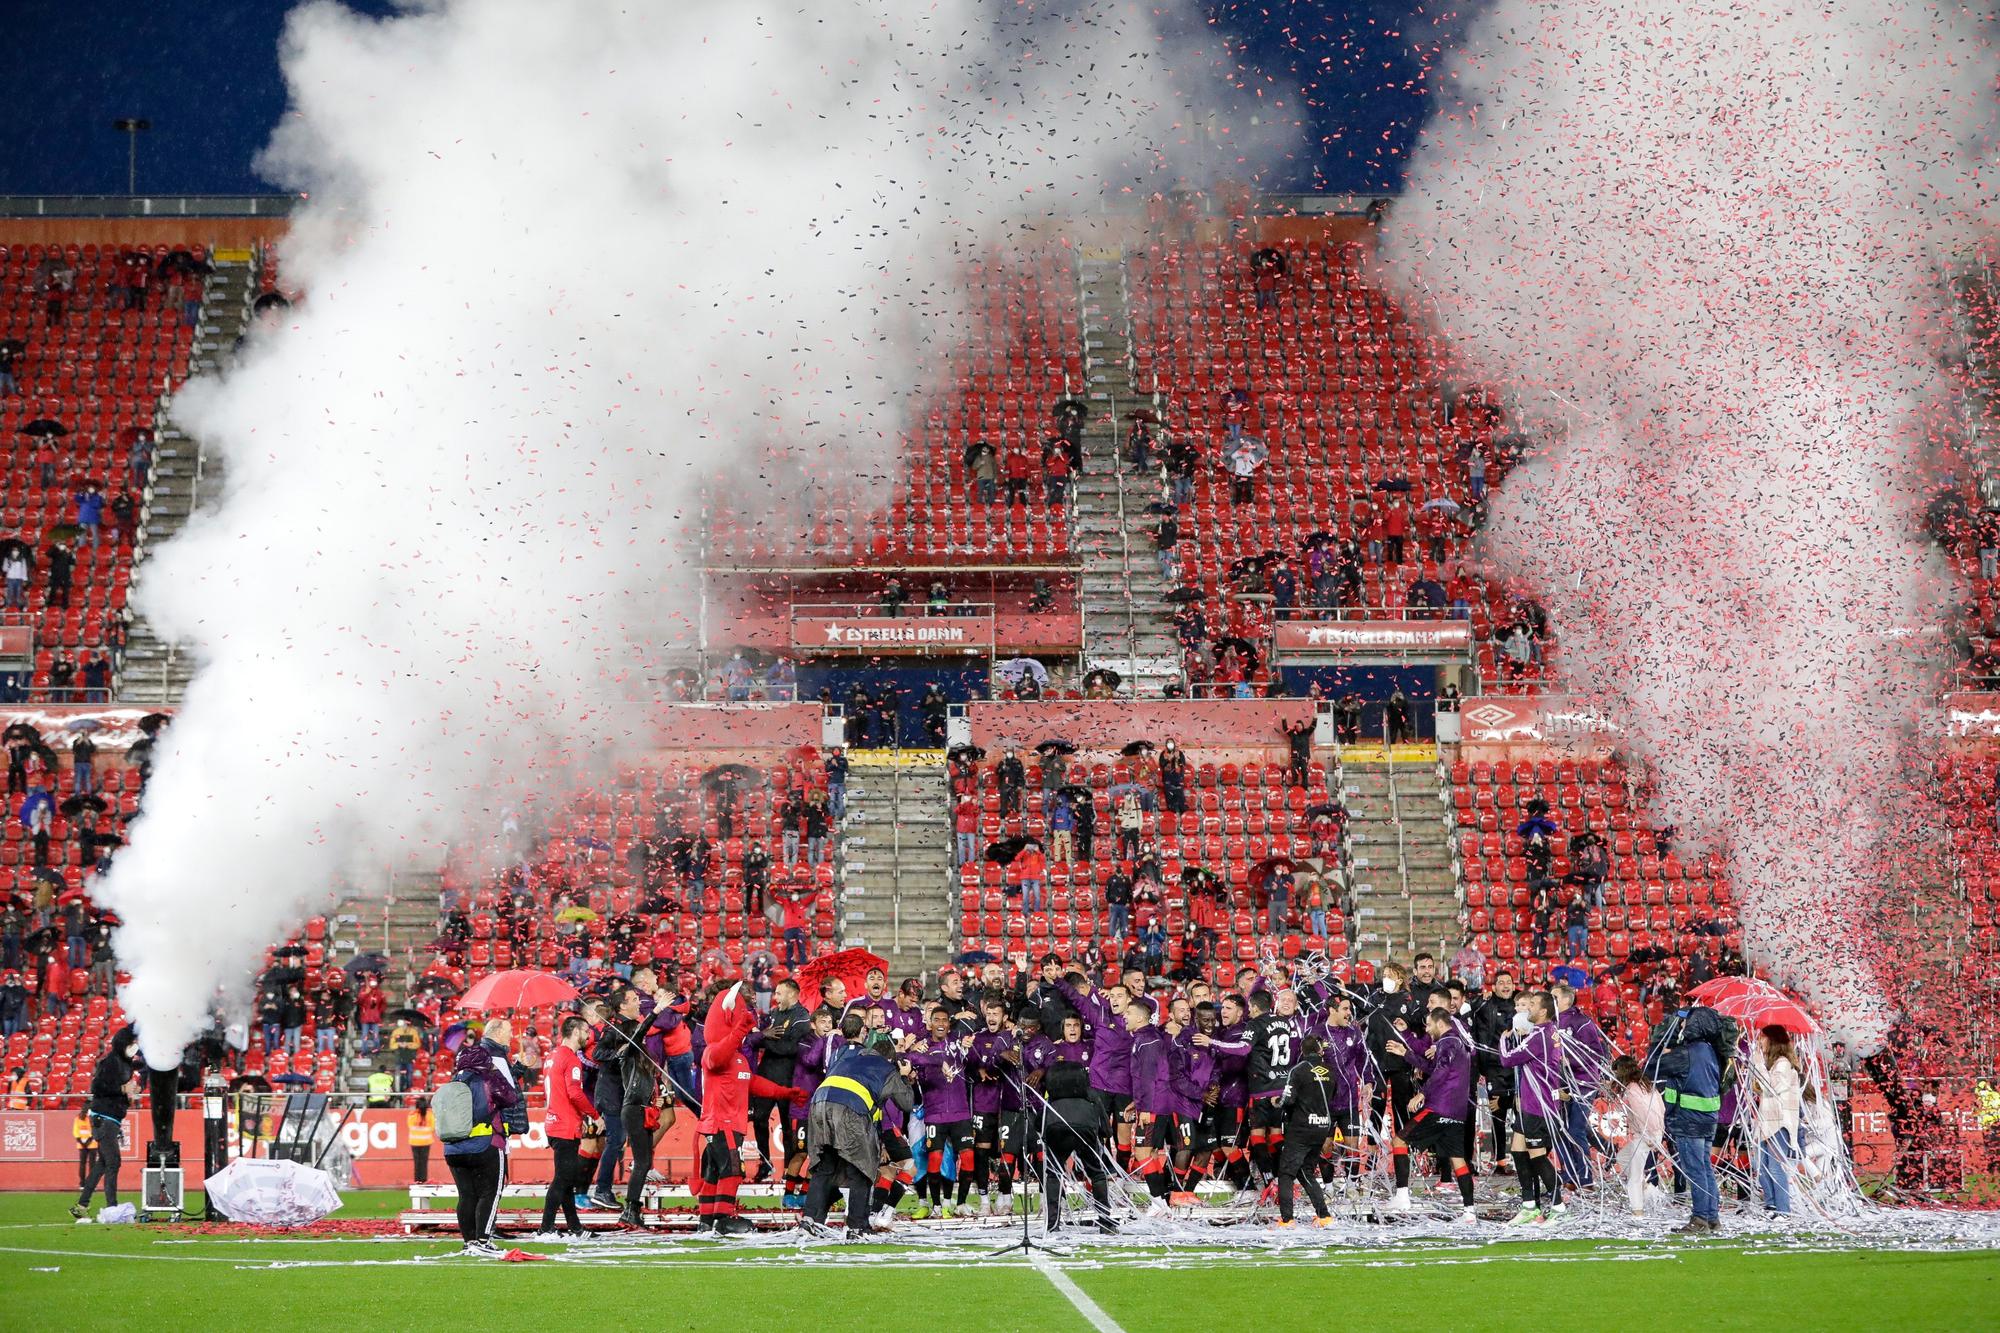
[{"left": 1649, "top": 1004, "right": 1730, "bottom": 1234}]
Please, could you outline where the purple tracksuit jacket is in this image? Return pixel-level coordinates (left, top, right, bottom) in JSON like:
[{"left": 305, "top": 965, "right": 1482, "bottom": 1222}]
[
  {"left": 1050, "top": 1038, "right": 1090, "bottom": 1066},
  {"left": 1320, "top": 1021, "right": 1373, "bottom": 1113},
  {"left": 909, "top": 1038, "right": 973, "bottom": 1123},
  {"left": 1057, "top": 980, "right": 1133, "bottom": 1096},
  {"left": 1500, "top": 1022, "right": 1563, "bottom": 1118},
  {"left": 1171, "top": 1028, "right": 1215, "bottom": 1119},
  {"left": 1208, "top": 1022, "right": 1252, "bottom": 1109},
  {"left": 967, "top": 1028, "right": 1023, "bottom": 1113},
  {"left": 795, "top": 1032, "right": 840, "bottom": 1099},
  {"left": 1555, "top": 1007, "right": 1609, "bottom": 1089},
  {"left": 1129, "top": 1026, "right": 1179, "bottom": 1116},
  {"left": 1404, "top": 1022, "right": 1475, "bottom": 1122}
]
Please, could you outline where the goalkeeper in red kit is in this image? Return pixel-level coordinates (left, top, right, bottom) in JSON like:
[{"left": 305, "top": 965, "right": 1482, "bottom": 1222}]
[{"left": 697, "top": 981, "right": 807, "bottom": 1235}]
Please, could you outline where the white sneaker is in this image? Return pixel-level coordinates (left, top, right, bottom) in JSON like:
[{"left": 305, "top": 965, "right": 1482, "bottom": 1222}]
[
  {"left": 532, "top": 1229, "right": 566, "bottom": 1241},
  {"left": 997, "top": 1194, "right": 1015, "bottom": 1218},
  {"left": 1390, "top": 1188, "right": 1412, "bottom": 1212},
  {"left": 1145, "top": 1197, "right": 1172, "bottom": 1217},
  {"left": 1458, "top": 1208, "right": 1479, "bottom": 1225},
  {"left": 870, "top": 1206, "right": 898, "bottom": 1229}
]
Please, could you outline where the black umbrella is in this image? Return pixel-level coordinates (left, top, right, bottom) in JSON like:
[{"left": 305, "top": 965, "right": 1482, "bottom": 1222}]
[
  {"left": 1034, "top": 739, "right": 1077, "bottom": 756},
  {"left": 1303, "top": 530, "right": 1335, "bottom": 549},
  {"left": 962, "top": 441, "right": 996, "bottom": 467},
  {"left": 701, "top": 762, "right": 761, "bottom": 789},
  {"left": 948, "top": 744, "right": 985, "bottom": 762},
  {"left": 1083, "top": 667, "right": 1122, "bottom": 690},
  {"left": 272, "top": 1073, "right": 314, "bottom": 1087},
  {"left": 1524, "top": 797, "right": 1551, "bottom": 816},
  {"left": 344, "top": 952, "right": 390, "bottom": 979},
  {"left": 59, "top": 793, "right": 107, "bottom": 817},
  {"left": 954, "top": 949, "right": 996, "bottom": 966},
  {"left": 272, "top": 942, "right": 307, "bottom": 958},
  {"left": 21, "top": 418, "right": 66, "bottom": 438},
  {"left": 23, "top": 926, "right": 58, "bottom": 954},
  {"left": 125, "top": 737, "right": 154, "bottom": 769},
  {"left": 384, "top": 1007, "right": 429, "bottom": 1027},
  {"left": 1163, "top": 587, "right": 1203, "bottom": 605},
  {"left": 1144, "top": 501, "right": 1176, "bottom": 516},
  {"left": 410, "top": 975, "right": 461, "bottom": 997},
  {"left": 229, "top": 1074, "right": 273, "bottom": 1095},
  {"left": 1120, "top": 740, "right": 1156, "bottom": 756},
  {"left": 1055, "top": 784, "right": 1094, "bottom": 804},
  {"left": 1249, "top": 855, "right": 1298, "bottom": 892},
  {"left": 984, "top": 836, "right": 1042, "bottom": 865},
  {"left": 2, "top": 722, "right": 39, "bottom": 745},
  {"left": 1123, "top": 407, "right": 1161, "bottom": 424},
  {"left": 137, "top": 713, "right": 171, "bottom": 737},
  {"left": 1214, "top": 635, "right": 1260, "bottom": 668},
  {"left": 1305, "top": 802, "right": 1341, "bottom": 820},
  {"left": 252, "top": 292, "right": 291, "bottom": 314},
  {"left": 30, "top": 866, "right": 64, "bottom": 886}
]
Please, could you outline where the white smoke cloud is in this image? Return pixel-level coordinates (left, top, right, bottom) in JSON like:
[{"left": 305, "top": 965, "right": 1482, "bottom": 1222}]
[
  {"left": 1378, "top": 1, "right": 2000, "bottom": 1050},
  {"left": 105, "top": 0, "right": 1281, "bottom": 1068}
]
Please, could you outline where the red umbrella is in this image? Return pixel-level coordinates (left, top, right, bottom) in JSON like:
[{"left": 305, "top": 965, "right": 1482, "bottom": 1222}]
[
  {"left": 797, "top": 947, "right": 887, "bottom": 1009},
  {"left": 458, "top": 969, "right": 579, "bottom": 1011},
  {"left": 1686, "top": 976, "right": 1817, "bottom": 1035}
]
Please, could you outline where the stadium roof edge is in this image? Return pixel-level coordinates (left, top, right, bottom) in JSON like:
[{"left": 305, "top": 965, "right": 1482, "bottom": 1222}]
[{"left": 0, "top": 194, "right": 299, "bottom": 218}]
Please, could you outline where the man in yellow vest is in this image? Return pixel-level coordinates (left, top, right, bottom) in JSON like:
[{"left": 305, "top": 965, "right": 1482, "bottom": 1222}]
[
  {"left": 366, "top": 1068, "right": 395, "bottom": 1108},
  {"left": 1976, "top": 1079, "right": 2000, "bottom": 1171},
  {"left": 407, "top": 1094, "right": 435, "bottom": 1185},
  {"left": 72, "top": 1109, "right": 97, "bottom": 1189}
]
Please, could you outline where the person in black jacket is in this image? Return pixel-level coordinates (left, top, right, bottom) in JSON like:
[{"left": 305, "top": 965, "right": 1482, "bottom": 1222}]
[
  {"left": 590, "top": 986, "right": 660, "bottom": 1223},
  {"left": 1471, "top": 970, "right": 1520, "bottom": 1165},
  {"left": 751, "top": 980, "right": 811, "bottom": 1200},
  {"left": 995, "top": 749, "right": 1026, "bottom": 816},
  {"left": 742, "top": 844, "right": 770, "bottom": 916},
  {"left": 1274, "top": 1037, "right": 1337, "bottom": 1226},
  {"left": 1364, "top": 962, "right": 1424, "bottom": 1209},
  {"left": 1039, "top": 1060, "right": 1115, "bottom": 1233},
  {"left": 74, "top": 1025, "right": 141, "bottom": 1217}
]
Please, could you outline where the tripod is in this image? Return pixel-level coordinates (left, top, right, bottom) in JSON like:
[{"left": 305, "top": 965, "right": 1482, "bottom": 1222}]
[{"left": 990, "top": 1086, "right": 1056, "bottom": 1257}]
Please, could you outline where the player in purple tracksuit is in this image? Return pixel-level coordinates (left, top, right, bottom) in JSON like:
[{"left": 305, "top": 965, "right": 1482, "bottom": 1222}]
[
  {"left": 1200, "top": 996, "right": 1254, "bottom": 1190},
  {"left": 967, "top": 998, "right": 1024, "bottom": 1214},
  {"left": 1127, "top": 998, "right": 1185, "bottom": 1206},
  {"left": 1050, "top": 1013, "right": 1091, "bottom": 1066},
  {"left": 1551, "top": 981, "right": 1610, "bottom": 1186},
  {"left": 1392, "top": 1008, "right": 1479, "bottom": 1219},
  {"left": 1057, "top": 973, "right": 1136, "bottom": 1168},
  {"left": 1168, "top": 999, "right": 1214, "bottom": 1202},
  {"left": 907, "top": 1008, "right": 975, "bottom": 1214},
  {"left": 1313, "top": 993, "right": 1376, "bottom": 1186},
  {"left": 1499, "top": 990, "right": 1566, "bottom": 1223}
]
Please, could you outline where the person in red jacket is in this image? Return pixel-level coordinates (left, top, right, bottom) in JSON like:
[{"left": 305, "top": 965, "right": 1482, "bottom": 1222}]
[
  {"left": 538, "top": 1015, "right": 599, "bottom": 1237},
  {"left": 696, "top": 982, "right": 805, "bottom": 1234},
  {"left": 779, "top": 891, "right": 812, "bottom": 969},
  {"left": 1381, "top": 498, "right": 1409, "bottom": 565},
  {"left": 1003, "top": 448, "right": 1032, "bottom": 506}
]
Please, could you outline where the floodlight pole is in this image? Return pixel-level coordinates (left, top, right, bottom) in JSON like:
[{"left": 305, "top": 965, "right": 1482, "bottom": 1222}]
[{"left": 112, "top": 118, "right": 151, "bottom": 195}]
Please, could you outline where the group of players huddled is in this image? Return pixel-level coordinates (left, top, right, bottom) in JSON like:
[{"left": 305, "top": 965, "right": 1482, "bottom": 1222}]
[{"left": 735, "top": 949, "right": 1610, "bottom": 1232}]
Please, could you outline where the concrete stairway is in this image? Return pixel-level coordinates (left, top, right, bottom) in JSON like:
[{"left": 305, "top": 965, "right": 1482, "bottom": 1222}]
[
  {"left": 838, "top": 757, "right": 954, "bottom": 976},
  {"left": 331, "top": 869, "right": 446, "bottom": 1097},
  {"left": 1073, "top": 250, "right": 1180, "bottom": 696},
  {"left": 120, "top": 257, "right": 257, "bottom": 704},
  {"left": 1341, "top": 747, "right": 1463, "bottom": 965}
]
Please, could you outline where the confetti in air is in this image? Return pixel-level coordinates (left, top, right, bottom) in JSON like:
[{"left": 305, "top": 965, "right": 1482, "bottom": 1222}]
[
  {"left": 99, "top": 0, "right": 1281, "bottom": 1068},
  {"left": 1378, "top": 0, "right": 2000, "bottom": 1051}
]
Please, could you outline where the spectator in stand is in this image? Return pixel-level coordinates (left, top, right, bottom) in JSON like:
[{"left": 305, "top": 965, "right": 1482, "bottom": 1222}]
[
  {"left": 1116, "top": 791, "right": 1144, "bottom": 860},
  {"left": 355, "top": 975, "right": 386, "bottom": 1051},
  {"left": 1385, "top": 686, "right": 1412, "bottom": 744},
  {"left": 44, "top": 540, "right": 72, "bottom": 610},
  {"left": 1074, "top": 790, "right": 1096, "bottom": 862},
  {"left": 0, "top": 338, "right": 17, "bottom": 397},
  {"left": 779, "top": 791, "right": 804, "bottom": 863},
  {"left": 722, "top": 652, "right": 753, "bottom": 702},
  {"left": 1222, "top": 386, "right": 1252, "bottom": 440},
  {"left": 1282, "top": 716, "right": 1314, "bottom": 786},
  {"left": 1045, "top": 790, "right": 1075, "bottom": 864},
  {"left": 878, "top": 578, "right": 907, "bottom": 618},
  {"left": 1003, "top": 446, "right": 1032, "bottom": 506},
  {"left": 805, "top": 793, "right": 832, "bottom": 864},
  {"left": 1302, "top": 873, "right": 1328, "bottom": 938},
  {"left": 388, "top": 1017, "right": 423, "bottom": 1090},
  {"left": 953, "top": 795, "right": 979, "bottom": 868},
  {"left": 1017, "top": 841, "right": 1047, "bottom": 914},
  {"left": 42, "top": 258, "right": 75, "bottom": 325},
  {"left": 970, "top": 441, "right": 999, "bottom": 504},
  {"left": 127, "top": 430, "right": 153, "bottom": 493},
  {"left": 1468, "top": 445, "right": 1488, "bottom": 502},
  {"left": 73, "top": 485, "right": 105, "bottom": 547},
  {"left": 1044, "top": 438, "right": 1072, "bottom": 506},
  {"left": 2, "top": 547, "right": 25, "bottom": 610},
  {"left": 1380, "top": 496, "right": 1408, "bottom": 565},
  {"left": 280, "top": 985, "right": 307, "bottom": 1054},
  {"left": 538, "top": 1015, "right": 599, "bottom": 1239},
  {"left": 1105, "top": 866, "right": 1133, "bottom": 940},
  {"left": 778, "top": 891, "right": 811, "bottom": 968},
  {"left": 825, "top": 746, "right": 849, "bottom": 823},
  {"left": 1270, "top": 558, "right": 1298, "bottom": 617},
  {"left": 48, "top": 654, "right": 76, "bottom": 704},
  {"left": 920, "top": 683, "right": 949, "bottom": 745},
  {"left": 313, "top": 984, "right": 345, "bottom": 1053},
  {"left": 79, "top": 654, "right": 109, "bottom": 704},
  {"left": 69, "top": 732, "right": 95, "bottom": 796},
  {"left": 1563, "top": 890, "right": 1590, "bottom": 962},
  {"left": 995, "top": 748, "right": 1025, "bottom": 817},
  {"left": 742, "top": 842, "right": 770, "bottom": 915},
  {"left": 1168, "top": 438, "right": 1199, "bottom": 507},
  {"left": 1529, "top": 879, "right": 1555, "bottom": 958},
  {"left": 109, "top": 491, "right": 136, "bottom": 541},
  {"left": 1158, "top": 741, "right": 1188, "bottom": 814},
  {"left": 1266, "top": 870, "right": 1290, "bottom": 934}
]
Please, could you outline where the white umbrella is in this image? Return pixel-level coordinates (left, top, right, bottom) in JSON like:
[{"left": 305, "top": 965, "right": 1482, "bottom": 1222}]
[{"left": 204, "top": 1157, "right": 344, "bottom": 1227}]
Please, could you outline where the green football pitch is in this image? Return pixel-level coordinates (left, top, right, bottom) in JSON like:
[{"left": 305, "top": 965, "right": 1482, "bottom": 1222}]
[{"left": 0, "top": 1192, "right": 1994, "bottom": 1332}]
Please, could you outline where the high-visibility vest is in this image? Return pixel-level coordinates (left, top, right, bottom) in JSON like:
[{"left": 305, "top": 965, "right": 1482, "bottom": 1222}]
[
  {"left": 72, "top": 1115, "right": 96, "bottom": 1149},
  {"left": 367, "top": 1071, "right": 394, "bottom": 1102},
  {"left": 406, "top": 1111, "right": 435, "bottom": 1146},
  {"left": 4, "top": 1077, "right": 28, "bottom": 1109}
]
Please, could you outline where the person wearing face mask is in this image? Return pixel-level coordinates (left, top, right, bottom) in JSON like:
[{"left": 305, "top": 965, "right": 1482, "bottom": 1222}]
[
  {"left": 73, "top": 1025, "right": 143, "bottom": 1218},
  {"left": 1365, "top": 962, "right": 1423, "bottom": 1210}
]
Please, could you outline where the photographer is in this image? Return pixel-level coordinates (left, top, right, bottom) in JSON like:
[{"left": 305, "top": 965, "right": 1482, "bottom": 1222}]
[{"left": 1648, "top": 1002, "right": 1733, "bottom": 1234}]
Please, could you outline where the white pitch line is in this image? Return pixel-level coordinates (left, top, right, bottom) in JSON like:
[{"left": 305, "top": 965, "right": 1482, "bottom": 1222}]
[{"left": 1031, "top": 1254, "right": 1126, "bottom": 1333}]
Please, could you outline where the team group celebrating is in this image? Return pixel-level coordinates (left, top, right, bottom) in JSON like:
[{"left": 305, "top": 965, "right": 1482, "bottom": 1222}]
[{"left": 463, "top": 946, "right": 1764, "bottom": 1247}]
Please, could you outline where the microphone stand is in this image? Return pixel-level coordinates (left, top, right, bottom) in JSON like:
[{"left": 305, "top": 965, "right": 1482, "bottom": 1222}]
[{"left": 989, "top": 1075, "right": 1056, "bottom": 1258}]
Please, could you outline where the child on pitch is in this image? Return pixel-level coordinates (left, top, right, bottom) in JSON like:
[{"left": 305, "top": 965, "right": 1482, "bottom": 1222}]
[{"left": 1609, "top": 1055, "right": 1668, "bottom": 1219}]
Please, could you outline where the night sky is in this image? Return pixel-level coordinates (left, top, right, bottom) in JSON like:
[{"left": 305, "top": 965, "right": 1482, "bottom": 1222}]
[{"left": 0, "top": 0, "right": 1453, "bottom": 198}]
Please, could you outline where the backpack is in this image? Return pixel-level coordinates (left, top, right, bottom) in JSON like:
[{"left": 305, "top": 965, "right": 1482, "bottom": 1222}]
[{"left": 432, "top": 1075, "right": 489, "bottom": 1144}]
